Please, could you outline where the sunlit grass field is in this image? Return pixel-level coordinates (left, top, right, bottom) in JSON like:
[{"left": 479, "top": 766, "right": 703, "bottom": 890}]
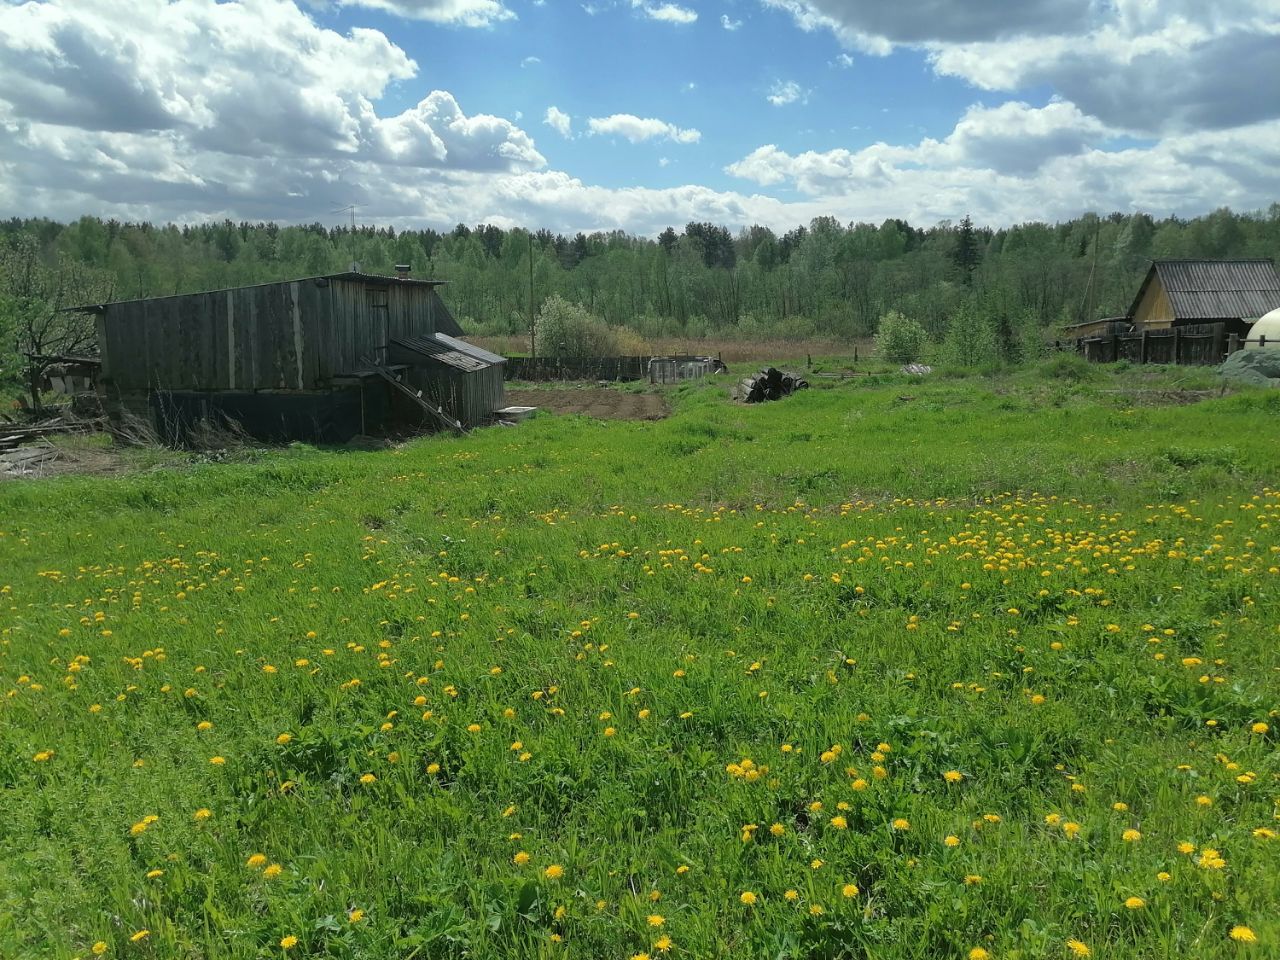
[{"left": 2, "top": 364, "right": 1278, "bottom": 959}]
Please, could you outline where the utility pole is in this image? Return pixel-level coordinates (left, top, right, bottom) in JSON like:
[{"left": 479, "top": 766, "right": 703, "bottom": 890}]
[{"left": 528, "top": 231, "right": 536, "bottom": 360}]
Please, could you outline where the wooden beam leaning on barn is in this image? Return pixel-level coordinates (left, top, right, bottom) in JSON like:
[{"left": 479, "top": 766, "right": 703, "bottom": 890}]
[{"left": 361, "top": 356, "right": 466, "bottom": 435}]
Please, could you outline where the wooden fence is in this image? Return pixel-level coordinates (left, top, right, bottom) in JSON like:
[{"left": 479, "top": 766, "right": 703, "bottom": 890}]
[
  {"left": 1058, "top": 323, "right": 1272, "bottom": 365},
  {"left": 504, "top": 355, "right": 727, "bottom": 383},
  {"left": 503, "top": 355, "right": 650, "bottom": 382}
]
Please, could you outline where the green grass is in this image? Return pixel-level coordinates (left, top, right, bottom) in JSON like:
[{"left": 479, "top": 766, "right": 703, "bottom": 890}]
[{"left": 2, "top": 367, "right": 1277, "bottom": 959}]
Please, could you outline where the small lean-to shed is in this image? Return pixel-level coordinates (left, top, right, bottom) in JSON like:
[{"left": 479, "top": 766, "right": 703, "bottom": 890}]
[
  {"left": 1128, "top": 260, "right": 1280, "bottom": 336},
  {"left": 76, "top": 272, "right": 505, "bottom": 441},
  {"left": 387, "top": 333, "right": 506, "bottom": 429}
]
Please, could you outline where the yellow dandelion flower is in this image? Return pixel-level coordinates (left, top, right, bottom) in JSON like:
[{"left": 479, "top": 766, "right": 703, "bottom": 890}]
[
  {"left": 129, "top": 931, "right": 149, "bottom": 943},
  {"left": 513, "top": 851, "right": 531, "bottom": 866},
  {"left": 1230, "top": 926, "right": 1257, "bottom": 943},
  {"left": 647, "top": 914, "right": 665, "bottom": 927},
  {"left": 1065, "top": 939, "right": 1091, "bottom": 957},
  {"left": 969, "top": 949, "right": 991, "bottom": 960},
  {"left": 146, "top": 869, "right": 164, "bottom": 879},
  {"left": 943, "top": 770, "right": 964, "bottom": 783},
  {"left": 654, "top": 934, "right": 673, "bottom": 952},
  {"left": 944, "top": 835, "right": 961, "bottom": 847},
  {"left": 784, "top": 889, "right": 799, "bottom": 901},
  {"left": 1124, "top": 896, "right": 1146, "bottom": 909},
  {"left": 1122, "top": 829, "right": 1142, "bottom": 843},
  {"left": 739, "top": 891, "right": 757, "bottom": 905},
  {"left": 769, "top": 823, "right": 785, "bottom": 837},
  {"left": 842, "top": 883, "right": 859, "bottom": 898},
  {"left": 193, "top": 808, "right": 212, "bottom": 821},
  {"left": 276, "top": 733, "right": 292, "bottom": 745},
  {"left": 246, "top": 853, "right": 267, "bottom": 869},
  {"left": 830, "top": 816, "right": 848, "bottom": 830},
  {"left": 280, "top": 935, "right": 298, "bottom": 949},
  {"left": 892, "top": 818, "right": 911, "bottom": 831},
  {"left": 544, "top": 864, "right": 564, "bottom": 880},
  {"left": 263, "top": 863, "right": 283, "bottom": 879},
  {"left": 675, "top": 865, "right": 689, "bottom": 875},
  {"left": 348, "top": 909, "right": 365, "bottom": 923}
]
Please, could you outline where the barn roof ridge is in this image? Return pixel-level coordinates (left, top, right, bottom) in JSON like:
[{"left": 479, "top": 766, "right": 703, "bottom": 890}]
[{"left": 68, "top": 272, "right": 446, "bottom": 312}]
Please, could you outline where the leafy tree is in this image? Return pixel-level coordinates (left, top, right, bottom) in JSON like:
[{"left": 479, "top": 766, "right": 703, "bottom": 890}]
[{"left": 0, "top": 233, "right": 114, "bottom": 407}]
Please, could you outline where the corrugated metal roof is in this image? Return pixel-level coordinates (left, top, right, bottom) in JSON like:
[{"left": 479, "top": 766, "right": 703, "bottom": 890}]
[
  {"left": 391, "top": 334, "right": 502, "bottom": 373},
  {"left": 1150, "top": 260, "right": 1280, "bottom": 319},
  {"left": 433, "top": 332, "right": 506, "bottom": 365}
]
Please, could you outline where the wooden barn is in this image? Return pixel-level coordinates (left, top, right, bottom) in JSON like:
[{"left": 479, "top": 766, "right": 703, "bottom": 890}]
[
  {"left": 74, "top": 270, "right": 505, "bottom": 442},
  {"left": 1128, "top": 259, "right": 1280, "bottom": 336}
]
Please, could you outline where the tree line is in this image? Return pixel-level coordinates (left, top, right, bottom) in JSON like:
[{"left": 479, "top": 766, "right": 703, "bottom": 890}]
[{"left": 2, "top": 206, "right": 1279, "bottom": 397}]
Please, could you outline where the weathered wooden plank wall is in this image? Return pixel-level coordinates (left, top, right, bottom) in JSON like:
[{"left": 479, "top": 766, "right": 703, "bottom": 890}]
[{"left": 99, "top": 278, "right": 463, "bottom": 392}]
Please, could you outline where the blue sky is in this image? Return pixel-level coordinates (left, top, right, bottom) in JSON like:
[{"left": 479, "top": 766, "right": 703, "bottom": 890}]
[
  {"left": 339, "top": 1, "right": 982, "bottom": 195},
  {"left": 0, "top": 1, "right": 1277, "bottom": 233}
]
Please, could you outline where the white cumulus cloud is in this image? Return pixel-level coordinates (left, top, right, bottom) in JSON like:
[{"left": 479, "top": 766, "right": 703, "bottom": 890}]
[
  {"left": 631, "top": 1, "right": 697, "bottom": 24},
  {"left": 544, "top": 106, "right": 573, "bottom": 138},
  {"left": 767, "top": 80, "right": 810, "bottom": 106},
  {"left": 587, "top": 113, "right": 701, "bottom": 143},
  {"left": 337, "top": 0, "right": 515, "bottom": 26}
]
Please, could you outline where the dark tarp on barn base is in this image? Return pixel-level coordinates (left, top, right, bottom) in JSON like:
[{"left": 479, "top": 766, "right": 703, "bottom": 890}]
[{"left": 147, "top": 386, "right": 389, "bottom": 445}]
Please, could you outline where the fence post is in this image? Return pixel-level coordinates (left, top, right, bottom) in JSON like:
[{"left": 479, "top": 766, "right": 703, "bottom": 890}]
[
  {"left": 1140, "top": 330, "right": 1149, "bottom": 364},
  {"left": 1227, "top": 333, "right": 1239, "bottom": 356},
  {"left": 1110, "top": 334, "right": 1119, "bottom": 362},
  {"left": 1213, "top": 325, "right": 1226, "bottom": 361},
  {"left": 1173, "top": 328, "right": 1182, "bottom": 364}
]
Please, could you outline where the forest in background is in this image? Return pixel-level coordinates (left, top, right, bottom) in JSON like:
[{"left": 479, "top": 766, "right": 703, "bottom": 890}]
[{"left": 2, "top": 205, "right": 1280, "bottom": 395}]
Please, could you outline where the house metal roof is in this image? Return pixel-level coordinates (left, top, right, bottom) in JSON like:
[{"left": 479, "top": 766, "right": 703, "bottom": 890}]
[
  {"left": 391, "top": 333, "right": 505, "bottom": 373},
  {"left": 1127, "top": 259, "right": 1280, "bottom": 320}
]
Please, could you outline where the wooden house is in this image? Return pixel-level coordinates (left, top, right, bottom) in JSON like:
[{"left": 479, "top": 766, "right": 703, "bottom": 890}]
[
  {"left": 74, "top": 271, "right": 505, "bottom": 442},
  {"left": 1127, "top": 259, "right": 1280, "bottom": 336}
]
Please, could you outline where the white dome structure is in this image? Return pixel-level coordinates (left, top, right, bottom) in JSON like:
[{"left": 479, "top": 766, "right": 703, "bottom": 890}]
[{"left": 1247, "top": 307, "right": 1280, "bottom": 349}]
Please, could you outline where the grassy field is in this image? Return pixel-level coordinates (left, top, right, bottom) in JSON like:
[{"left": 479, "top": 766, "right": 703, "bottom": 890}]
[{"left": 2, "top": 362, "right": 1278, "bottom": 959}]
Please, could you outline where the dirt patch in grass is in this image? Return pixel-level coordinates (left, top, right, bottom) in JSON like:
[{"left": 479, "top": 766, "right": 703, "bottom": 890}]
[{"left": 506, "top": 387, "right": 670, "bottom": 420}]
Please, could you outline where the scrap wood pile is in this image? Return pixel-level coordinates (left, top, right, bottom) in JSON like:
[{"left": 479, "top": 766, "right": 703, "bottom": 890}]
[
  {"left": 0, "top": 412, "right": 102, "bottom": 477},
  {"left": 0, "top": 413, "right": 100, "bottom": 449},
  {"left": 738, "top": 366, "right": 809, "bottom": 403}
]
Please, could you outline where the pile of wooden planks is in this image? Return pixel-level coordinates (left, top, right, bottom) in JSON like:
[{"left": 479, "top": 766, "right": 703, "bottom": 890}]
[
  {"left": 0, "top": 415, "right": 99, "bottom": 452},
  {"left": 738, "top": 367, "right": 809, "bottom": 403}
]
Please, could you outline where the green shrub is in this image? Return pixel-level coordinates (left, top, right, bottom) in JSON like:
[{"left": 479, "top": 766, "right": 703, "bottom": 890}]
[
  {"left": 535, "top": 295, "right": 622, "bottom": 358},
  {"left": 1038, "top": 352, "right": 1100, "bottom": 382},
  {"left": 874, "top": 311, "right": 928, "bottom": 364}
]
